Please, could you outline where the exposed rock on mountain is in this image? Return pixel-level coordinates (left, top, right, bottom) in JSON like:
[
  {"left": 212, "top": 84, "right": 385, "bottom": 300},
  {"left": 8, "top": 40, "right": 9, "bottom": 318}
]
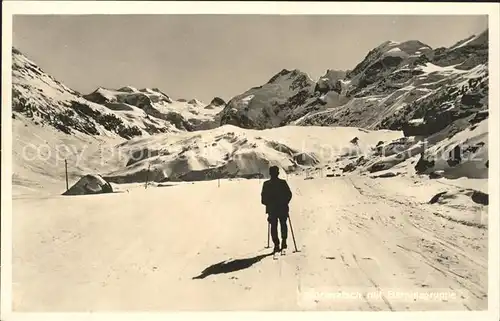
[
  {"left": 11, "top": 28, "right": 490, "bottom": 188},
  {"left": 219, "top": 69, "right": 317, "bottom": 129},
  {"left": 221, "top": 30, "right": 488, "bottom": 139},
  {"left": 432, "top": 30, "right": 488, "bottom": 70},
  {"left": 217, "top": 29, "right": 489, "bottom": 180},
  {"left": 83, "top": 87, "right": 222, "bottom": 132},
  {"left": 12, "top": 48, "right": 179, "bottom": 139},
  {"left": 315, "top": 69, "right": 347, "bottom": 94},
  {"left": 208, "top": 97, "right": 226, "bottom": 108}
]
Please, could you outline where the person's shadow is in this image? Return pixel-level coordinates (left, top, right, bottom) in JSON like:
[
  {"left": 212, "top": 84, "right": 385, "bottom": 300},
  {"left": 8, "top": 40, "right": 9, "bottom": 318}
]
[{"left": 192, "top": 252, "right": 273, "bottom": 280}]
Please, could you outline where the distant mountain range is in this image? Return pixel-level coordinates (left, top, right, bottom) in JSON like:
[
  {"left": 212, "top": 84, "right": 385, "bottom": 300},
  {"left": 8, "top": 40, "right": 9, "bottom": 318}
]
[
  {"left": 11, "top": 29, "right": 489, "bottom": 190},
  {"left": 220, "top": 29, "right": 488, "bottom": 136}
]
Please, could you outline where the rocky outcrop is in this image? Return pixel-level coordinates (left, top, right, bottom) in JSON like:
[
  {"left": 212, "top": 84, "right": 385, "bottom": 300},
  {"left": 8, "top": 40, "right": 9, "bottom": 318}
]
[
  {"left": 219, "top": 69, "right": 316, "bottom": 129},
  {"left": 315, "top": 70, "right": 347, "bottom": 94},
  {"left": 432, "top": 30, "right": 488, "bottom": 70},
  {"left": 220, "top": 30, "right": 488, "bottom": 138},
  {"left": 210, "top": 97, "right": 226, "bottom": 107},
  {"left": 397, "top": 68, "right": 488, "bottom": 138},
  {"left": 83, "top": 87, "right": 172, "bottom": 110}
]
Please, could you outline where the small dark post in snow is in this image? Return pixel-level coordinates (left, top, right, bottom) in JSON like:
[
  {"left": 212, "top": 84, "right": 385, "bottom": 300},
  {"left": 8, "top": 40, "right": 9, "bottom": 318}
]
[
  {"left": 218, "top": 177, "right": 220, "bottom": 188},
  {"left": 145, "top": 164, "right": 151, "bottom": 189},
  {"left": 65, "top": 159, "right": 69, "bottom": 191}
]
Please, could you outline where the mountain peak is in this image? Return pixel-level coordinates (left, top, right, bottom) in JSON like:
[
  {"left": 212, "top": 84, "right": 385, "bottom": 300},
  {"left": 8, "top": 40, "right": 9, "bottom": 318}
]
[
  {"left": 449, "top": 29, "right": 488, "bottom": 51},
  {"left": 210, "top": 97, "right": 226, "bottom": 106},
  {"left": 117, "top": 86, "right": 139, "bottom": 93},
  {"left": 267, "top": 68, "right": 311, "bottom": 84},
  {"left": 12, "top": 47, "right": 23, "bottom": 55},
  {"left": 374, "top": 39, "right": 432, "bottom": 55}
]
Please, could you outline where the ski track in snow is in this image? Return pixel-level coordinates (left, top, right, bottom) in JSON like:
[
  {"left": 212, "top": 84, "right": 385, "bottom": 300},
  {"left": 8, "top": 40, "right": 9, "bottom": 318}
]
[{"left": 12, "top": 175, "right": 487, "bottom": 311}]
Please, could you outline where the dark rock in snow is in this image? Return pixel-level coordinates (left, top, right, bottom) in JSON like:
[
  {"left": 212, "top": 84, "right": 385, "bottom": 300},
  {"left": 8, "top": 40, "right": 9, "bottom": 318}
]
[
  {"left": 471, "top": 190, "right": 488, "bottom": 205},
  {"left": 429, "top": 191, "right": 448, "bottom": 204},
  {"left": 373, "top": 172, "right": 399, "bottom": 178},
  {"left": 429, "top": 171, "right": 444, "bottom": 179},
  {"left": 447, "top": 145, "right": 463, "bottom": 167},
  {"left": 415, "top": 153, "right": 435, "bottom": 173},
  {"left": 470, "top": 111, "right": 488, "bottom": 125},
  {"left": 342, "top": 163, "right": 357, "bottom": 173}
]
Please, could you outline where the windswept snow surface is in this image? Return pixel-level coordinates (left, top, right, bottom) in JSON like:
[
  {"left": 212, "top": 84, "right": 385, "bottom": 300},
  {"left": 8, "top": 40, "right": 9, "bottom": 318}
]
[{"left": 13, "top": 175, "right": 487, "bottom": 311}]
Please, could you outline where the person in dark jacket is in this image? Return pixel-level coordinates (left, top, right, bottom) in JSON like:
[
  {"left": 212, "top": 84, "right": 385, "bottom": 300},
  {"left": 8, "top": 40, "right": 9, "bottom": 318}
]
[{"left": 261, "top": 166, "right": 292, "bottom": 252}]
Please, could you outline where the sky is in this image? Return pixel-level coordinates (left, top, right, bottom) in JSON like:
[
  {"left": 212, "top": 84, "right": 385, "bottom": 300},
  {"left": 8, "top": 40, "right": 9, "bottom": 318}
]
[{"left": 13, "top": 15, "right": 488, "bottom": 103}]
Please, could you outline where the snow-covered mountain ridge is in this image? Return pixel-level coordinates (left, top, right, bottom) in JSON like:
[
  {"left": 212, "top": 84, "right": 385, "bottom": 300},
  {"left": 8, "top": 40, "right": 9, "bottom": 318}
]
[
  {"left": 11, "top": 28, "right": 490, "bottom": 192},
  {"left": 220, "top": 30, "right": 488, "bottom": 133},
  {"left": 215, "top": 29, "right": 489, "bottom": 179},
  {"left": 12, "top": 47, "right": 225, "bottom": 139}
]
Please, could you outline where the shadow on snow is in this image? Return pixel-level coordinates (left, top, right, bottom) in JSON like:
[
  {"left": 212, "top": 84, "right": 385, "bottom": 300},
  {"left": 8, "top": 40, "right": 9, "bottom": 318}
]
[{"left": 192, "top": 252, "right": 273, "bottom": 280}]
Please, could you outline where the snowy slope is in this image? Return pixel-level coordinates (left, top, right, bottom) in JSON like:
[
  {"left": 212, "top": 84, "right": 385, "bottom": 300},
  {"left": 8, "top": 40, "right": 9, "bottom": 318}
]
[
  {"left": 12, "top": 48, "right": 181, "bottom": 139},
  {"left": 11, "top": 47, "right": 188, "bottom": 195},
  {"left": 309, "top": 114, "right": 489, "bottom": 181},
  {"left": 315, "top": 69, "right": 347, "bottom": 94},
  {"left": 219, "top": 30, "right": 488, "bottom": 136},
  {"left": 414, "top": 118, "right": 488, "bottom": 179},
  {"left": 13, "top": 175, "right": 487, "bottom": 311},
  {"left": 10, "top": 30, "right": 489, "bottom": 313},
  {"left": 215, "top": 30, "right": 489, "bottom": 181},
  {"left": 220, "top": 69, "right": 317, "bottom": 129},
  {"left": 434, "top": 30, "right": 488, "bottom": 70},
  {"left": 294, "top": 30, "right": 488, "bottom": 131},
  {"left": 341, "top": 39, "right": 433, "bottom": 98},
  {"left": 11, "top": 48, "right": 228, "bottom": 195},
  {"left": 84, "top": 87, "right": 224, "bottom": 131},
  {"left": 12, "top": 113, "right": 126, "bottom": 197},
  {"left": 296, "top": 62, "right": 488, "bottom": 131},
  {"left": 343, "top": 116, "right": 489, "bottom": 182},
  {"left": 102, "top": 124, "right": 402, "bottom": 183}
]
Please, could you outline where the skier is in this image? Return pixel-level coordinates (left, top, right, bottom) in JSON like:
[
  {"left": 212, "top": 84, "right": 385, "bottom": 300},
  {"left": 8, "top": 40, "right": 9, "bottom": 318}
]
[{"left": 261, "top": 166, "right": 292, "bottom": 253}]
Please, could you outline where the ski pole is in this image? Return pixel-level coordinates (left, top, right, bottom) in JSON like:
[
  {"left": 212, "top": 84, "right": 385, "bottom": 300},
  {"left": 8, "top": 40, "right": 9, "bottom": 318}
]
[
  {"left": 266, "top": 222, "right": 270, "bottom": 248},
  {"left": 288, "top": 214, "right": 299, "bottom": 252}
]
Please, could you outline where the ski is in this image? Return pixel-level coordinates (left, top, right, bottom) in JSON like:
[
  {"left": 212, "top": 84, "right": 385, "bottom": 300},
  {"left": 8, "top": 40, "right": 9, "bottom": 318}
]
[{"left": 271, "top": 247, "right": 287, "bottom": 259}]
